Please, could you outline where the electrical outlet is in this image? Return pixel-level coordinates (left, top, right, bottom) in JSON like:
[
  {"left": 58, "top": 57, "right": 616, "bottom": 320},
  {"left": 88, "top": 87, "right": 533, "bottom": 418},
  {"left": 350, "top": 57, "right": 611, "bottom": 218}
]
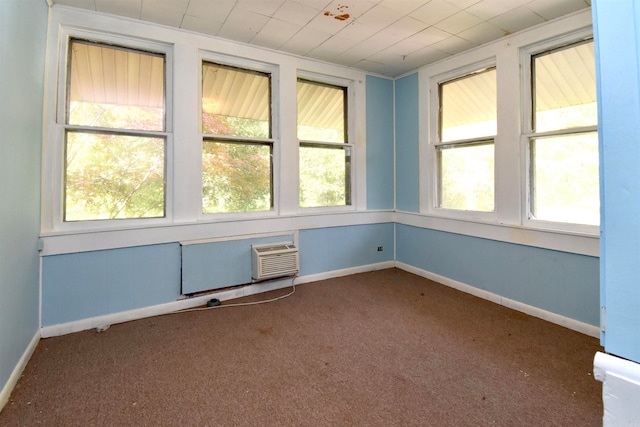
[{"left": 377, "top": 246, "right": 383, "bottom": 252}]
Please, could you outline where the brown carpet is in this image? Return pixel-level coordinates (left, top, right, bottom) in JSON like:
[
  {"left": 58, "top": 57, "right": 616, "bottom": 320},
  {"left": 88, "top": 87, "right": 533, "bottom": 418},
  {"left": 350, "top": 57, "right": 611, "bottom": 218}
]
[{"left": 0, "top": 268, "right": 602, "bottom": 426}]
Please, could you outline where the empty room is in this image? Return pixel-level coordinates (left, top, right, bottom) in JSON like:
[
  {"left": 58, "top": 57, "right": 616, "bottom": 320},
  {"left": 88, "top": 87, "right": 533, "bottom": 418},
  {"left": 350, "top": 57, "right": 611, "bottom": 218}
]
[{"left": 2, "top": 0, "right": 639, "bottom": 425}]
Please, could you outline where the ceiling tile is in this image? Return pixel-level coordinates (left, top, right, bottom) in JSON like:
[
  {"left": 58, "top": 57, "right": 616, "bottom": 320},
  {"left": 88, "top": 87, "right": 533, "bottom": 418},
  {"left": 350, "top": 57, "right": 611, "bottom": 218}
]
[
  {"left": 279, "top": 26, "right": 333, "bottom": 56},
  {"left": 408, "top": 26, "right": 451, "bottom": 46},
  {"left": 489, "top": 6, "right": 546, "bottom": 34},
  {"left": 289, "top": 0, "right": 333, "bottom": 11},
  {"left": 96, "top": 0, "right": 140, "bottom": 19},
  {"left": 386, "top": 16, "right": 429, "bottom": 38},
  {"left": 410, "top": 0, "right": 460, "bottom": 25},
  {"left": 251, "top": 18, "right": 303, "bottom": 50},
  {"left": 185, "top": 1, "right": 233, "bottom": 22},
  {"left": 218, "top": 8, "right": 271, "bottom": 43},
  {"left": 235, "top": 0, "right": 287, "bottom": 17},
  {"left": 273, "top": 0, "right": 322, "bottom": 24},
  {"left": 434, "top": 10, "right": 483, "bottom": 34},
  {"left": 404, "top": 45, "right": 450, "bottom": 68},
  {"left": 355, "top": 4, "right": 405, "bottom": 31},
  {"left": 525, "top": 0, "right": 592, "bottom": 21},
  {"left": 457, "top": 21, "right": 507, "bottom": 45},
  {"left": 443, "top": 0, "right": 483, "bottom": 9},
  {"left": 370, "top": 37, "right": 425, "bottom": 62},
  {"left": 332, "top": 51, "right": 365, "bottom": 67},
  {"left": 430, "top": 35, "right": 474, "bottom": 54},
  {"left": 307, "top": 25, "right": 373, "bottom": 59},
  {"left": 466, "top": 0, "right": 531, "bottom": 20},
  {"left": 352, "top": 58, "right": 388, "bottom": 74},
  {"left": 379, "top": 0, "right": 431, "bottom": 15},
  {"left": 181, "top": 15, "right": 224, "bottom": 36},
  {"left": 346, "top": 30, "right": 407, "bottom": 59},
  {"left": 140, "top": 0, "right": 189, "bottom": 27}
]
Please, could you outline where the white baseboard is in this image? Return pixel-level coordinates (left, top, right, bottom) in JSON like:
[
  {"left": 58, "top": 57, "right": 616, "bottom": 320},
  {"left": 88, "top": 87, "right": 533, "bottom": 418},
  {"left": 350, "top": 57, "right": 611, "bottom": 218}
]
[
  {"left": 295, "top": 261, "right": 396, "bottom": 286},
  {"left": 594, "top": 352, "right": 640, "bottom": 426},
  {"left": 396, "top": 261, "right": 600, "bottom": 338},
  {"left": 40, "top": 261, "right": 395, "bottom": 338},
  {"left": 0, "top": 330, "right": 40, "bottom": 413},
  {"left": 40, "top": 260, "right": 596, "bottom": 339},
  {"left": 40, "top": 276, "right": 296, "bottom": 338}
]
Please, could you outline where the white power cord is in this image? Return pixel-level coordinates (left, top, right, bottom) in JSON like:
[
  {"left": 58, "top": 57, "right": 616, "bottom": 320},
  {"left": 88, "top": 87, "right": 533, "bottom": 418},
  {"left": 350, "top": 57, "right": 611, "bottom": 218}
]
[{"left": 176, "top": 277, "right": 296, "bottom": 313}]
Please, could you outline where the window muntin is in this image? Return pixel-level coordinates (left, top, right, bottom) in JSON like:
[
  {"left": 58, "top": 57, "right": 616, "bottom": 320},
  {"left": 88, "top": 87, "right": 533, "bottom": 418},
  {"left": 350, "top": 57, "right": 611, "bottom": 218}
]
[
  {"left": 529, "top": 40, "right": 598, "bottom": 226},
  {"left": 201, "top": 62, "right": 273, "bottom": 214},
  {"left": 297, "top": 79, "right": 350, "bottom": 208},
  {"left": 437, "top": 68, "right": 496, "bottom": 212},
  {"left": 64, "top": 39, "right": 166, "bottom": 221}
]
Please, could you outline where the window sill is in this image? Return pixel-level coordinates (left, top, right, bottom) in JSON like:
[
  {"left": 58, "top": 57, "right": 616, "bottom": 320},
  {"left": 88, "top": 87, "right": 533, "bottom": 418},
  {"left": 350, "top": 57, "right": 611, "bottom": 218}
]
[
  {"left": 395, "top": 210, "right": 599, "bottom": 257},
  {"left": 39, "top": 209, "right": 394, "bottom": 256}
]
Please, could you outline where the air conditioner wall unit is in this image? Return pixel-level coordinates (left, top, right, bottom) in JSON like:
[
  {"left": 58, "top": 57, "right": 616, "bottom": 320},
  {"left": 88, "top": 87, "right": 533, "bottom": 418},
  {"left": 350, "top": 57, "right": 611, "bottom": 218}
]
[{"left": 251, "top": 242, "right": 299, "bottom": 281}]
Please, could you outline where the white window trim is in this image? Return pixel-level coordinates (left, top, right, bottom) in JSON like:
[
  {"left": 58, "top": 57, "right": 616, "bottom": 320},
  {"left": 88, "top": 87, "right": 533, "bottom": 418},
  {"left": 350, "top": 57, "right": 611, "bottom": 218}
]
[
  {"left": 520, "top": 29, "right": 598, "bottom": 236},
  {"left": 41, "top": 6, "right": 368, "bottom": 248},
  {"left": 198, "top": 52, "right": 280, "bottom": 220},
  {"left": 417, "top": 9, "right": 597, "bottom": 255},
  {"left": 297, "top": 70, "right": 360, "bottom": 213},
  {"left": 42, "top": 25, "right": 174, "bottom": 233},
  {"left": 425, "top": 57, "right": 498, "bottom": 223}
]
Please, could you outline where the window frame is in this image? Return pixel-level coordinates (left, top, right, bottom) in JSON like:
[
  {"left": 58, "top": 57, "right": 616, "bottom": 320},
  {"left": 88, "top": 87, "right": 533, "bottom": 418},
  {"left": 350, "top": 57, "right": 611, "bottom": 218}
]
[
  {"left": 44, "top": 28, "right": 174, "bottom": 232},
  {"left": 426, "top": 58, "right": 498, "bottom": 222},
  {"left": 521, "top": 30, "right": 599, "bottom": 235},
  {"left": 296, "top": 73, "right": 355, "bottom": 211},
  {"left": 199, "top": 56, "right": 277, "bottom": 218}
]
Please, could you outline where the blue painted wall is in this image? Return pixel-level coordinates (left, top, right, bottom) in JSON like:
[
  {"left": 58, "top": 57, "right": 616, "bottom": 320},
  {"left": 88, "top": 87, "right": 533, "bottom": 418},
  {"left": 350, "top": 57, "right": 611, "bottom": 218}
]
[
  {"left": 0, "top": 0, "right": 47, "bottom": 398},
  {"left": 299, "top": 223, "right": 394, "bottom": 276},
  {"left": 397, "top": 225, "right": 600, "bottom": 326},
  {"left": 394, "top": 73, "right": 420, "bottom": 212},
  {"left": 42, "top": 244, "right": 182, "bottom": 326},
  {"left": 593, "top": 0, "right": 640, "bottom": 361},
  {"left": 41, "top": 224, "right": 394, "bottom": 325},
  {"left": 182, "top": 234, "right": 294, "bottom": 294},
  {"left": 366, "top": 75, "right": 394, "bottom": 210}
]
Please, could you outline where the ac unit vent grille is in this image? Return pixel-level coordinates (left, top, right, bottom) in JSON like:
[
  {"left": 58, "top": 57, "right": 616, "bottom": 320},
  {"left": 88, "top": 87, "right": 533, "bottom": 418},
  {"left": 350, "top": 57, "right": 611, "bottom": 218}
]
[{"left": 252, "top": 242, "right": 299, "bottom": 281}]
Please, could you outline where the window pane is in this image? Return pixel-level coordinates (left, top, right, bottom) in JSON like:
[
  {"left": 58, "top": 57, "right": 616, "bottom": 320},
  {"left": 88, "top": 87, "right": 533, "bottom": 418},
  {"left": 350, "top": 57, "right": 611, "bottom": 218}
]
[
  {"left": 531, "top": 133, "right": 599, "bottom": 225},
  {"left": 297, "top": 80, "right": 346, "bottom": 143},
  {"left": 67, "top": 40, "right": 165, "bottom": 131},
  {"left": 300, "top": 145, "right": 350, "bottom": 207},
  {"left": 65, "top": 131, "right": 165, "bottom": 221},
  {"left": 534, "top": 41, "right": 596, "bottom": 132},
  {"left": 202, "top": 141, "right": 272, "bottom": 213},
  {"left": 202, "top": 63, "right": 270, "bottom": 138},
  {"left": 440, "top": 68, "right": 496, "bottom": 142},
  {"left": 439, "top": 143, "right": 494, "bottom": 212}
]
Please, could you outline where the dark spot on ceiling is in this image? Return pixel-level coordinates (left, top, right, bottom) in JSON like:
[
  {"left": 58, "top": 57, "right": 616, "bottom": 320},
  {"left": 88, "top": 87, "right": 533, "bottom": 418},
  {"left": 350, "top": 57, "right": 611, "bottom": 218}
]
[{"left": 324, "top": 4, "right": 353, "bottom": 23}]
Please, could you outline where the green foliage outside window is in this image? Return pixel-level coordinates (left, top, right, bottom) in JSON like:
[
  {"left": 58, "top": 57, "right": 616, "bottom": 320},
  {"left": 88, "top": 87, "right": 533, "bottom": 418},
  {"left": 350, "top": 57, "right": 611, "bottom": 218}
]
[{"left": 65, "top": 130, "right": 165, "bottom": 221}]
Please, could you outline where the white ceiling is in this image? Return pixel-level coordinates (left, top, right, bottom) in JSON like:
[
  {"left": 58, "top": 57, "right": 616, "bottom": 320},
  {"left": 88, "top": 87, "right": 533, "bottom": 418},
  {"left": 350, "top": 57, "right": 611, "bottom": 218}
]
[{"left": 51, "top": 0, "right": 592, "bottom": 77}]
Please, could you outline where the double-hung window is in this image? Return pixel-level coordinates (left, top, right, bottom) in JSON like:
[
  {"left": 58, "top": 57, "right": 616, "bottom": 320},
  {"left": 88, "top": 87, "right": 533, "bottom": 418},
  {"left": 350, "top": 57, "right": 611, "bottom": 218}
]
[
  {"left": 201, "top": 62, "right": 273, "bottom": 214},
  {"left": 528, "top": 40, "right": 598, "bottom": 226},
  {"left": 436, "top": 67, "right": 497, "bottom": 213},
  {"left": 63, "top": 39, "right": 167, "bottom": 221},
  {"left": 297, "top": 78, "right": 351, "bottom": 208}
]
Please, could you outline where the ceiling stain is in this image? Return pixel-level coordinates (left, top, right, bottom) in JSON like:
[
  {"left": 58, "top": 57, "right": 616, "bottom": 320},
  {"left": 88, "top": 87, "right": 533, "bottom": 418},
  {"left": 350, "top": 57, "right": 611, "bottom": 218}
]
[{"left": 324, "top": 4, "right": 352, "bottom": 23}]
